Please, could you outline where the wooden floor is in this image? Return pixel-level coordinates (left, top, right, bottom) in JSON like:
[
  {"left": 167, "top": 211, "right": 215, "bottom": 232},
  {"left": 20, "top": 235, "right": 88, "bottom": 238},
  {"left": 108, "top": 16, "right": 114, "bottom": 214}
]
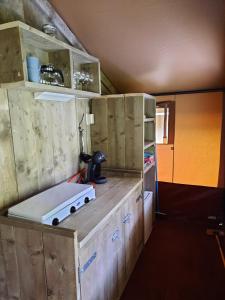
[{"left": 121, "top": 218, "right": 225, "bottom": 300}]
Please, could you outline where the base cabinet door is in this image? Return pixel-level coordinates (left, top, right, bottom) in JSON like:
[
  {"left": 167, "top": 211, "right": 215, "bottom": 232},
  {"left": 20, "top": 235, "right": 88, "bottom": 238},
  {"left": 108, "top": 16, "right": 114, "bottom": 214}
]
[
  {"left": 79, "top": 225, "right": 108, "bottom": 300},
  {"left": 104, "top": 208, "right": 126, "bottom": 300},
  {"left": 122, "top": 188, "right": 143, "bottom": 278}
]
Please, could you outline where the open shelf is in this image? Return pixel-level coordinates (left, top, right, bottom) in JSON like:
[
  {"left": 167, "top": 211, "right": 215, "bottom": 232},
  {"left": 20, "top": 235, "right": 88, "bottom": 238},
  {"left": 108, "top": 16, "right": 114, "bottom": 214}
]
[
  {"left": 0, "top": 21, "right": 101, "bottom": 98},
  {"left": 144, "top": 141, "right": 155, "bottom": 149},
  {"left": 72, "top": 50, "right": 101, "bottom": 95},
  {"left": 144, "top": 162, "right": 155, "bottom": 174}
]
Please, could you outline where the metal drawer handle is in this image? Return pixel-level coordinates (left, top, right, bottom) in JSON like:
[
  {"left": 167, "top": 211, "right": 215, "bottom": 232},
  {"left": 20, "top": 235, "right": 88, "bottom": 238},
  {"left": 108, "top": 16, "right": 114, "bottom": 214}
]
[
  {"left": 112, "top": 229, "right": 120, "bottom": 242},
  {"left": 80, "top": 251, "right": 97, "bottom": 274},
  {"left": 123, "top": 213, "right": 131, "bottom": 224}
]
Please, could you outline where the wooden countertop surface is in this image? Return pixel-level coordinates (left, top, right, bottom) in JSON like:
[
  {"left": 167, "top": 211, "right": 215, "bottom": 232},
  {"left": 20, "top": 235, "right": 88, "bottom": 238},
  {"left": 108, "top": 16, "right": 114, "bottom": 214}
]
[{"left": 59, "top": 175, "right": 142, "bottom": 248}]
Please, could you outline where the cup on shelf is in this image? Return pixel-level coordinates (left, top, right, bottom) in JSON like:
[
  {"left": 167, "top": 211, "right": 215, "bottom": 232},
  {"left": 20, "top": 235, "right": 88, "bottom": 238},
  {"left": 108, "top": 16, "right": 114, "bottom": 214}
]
[{"left": 26, "top": 55, "right": 40, "bottom": 83}]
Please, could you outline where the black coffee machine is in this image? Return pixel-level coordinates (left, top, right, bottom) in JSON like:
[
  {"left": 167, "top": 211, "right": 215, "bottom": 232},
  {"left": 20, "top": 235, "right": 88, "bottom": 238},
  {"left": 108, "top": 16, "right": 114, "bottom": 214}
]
[{"left": 80, "top": 151, "right": 107, "bottom": 184}]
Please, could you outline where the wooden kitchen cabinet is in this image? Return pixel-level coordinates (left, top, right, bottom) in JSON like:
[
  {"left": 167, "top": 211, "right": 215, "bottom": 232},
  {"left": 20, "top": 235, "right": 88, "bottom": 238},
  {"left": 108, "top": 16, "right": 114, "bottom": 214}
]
[
  {"left": 91, "top": 94, "right": 156, "bottom": 245},
  {"left": 78, "top": 182, "right": 143, "bottom": 300},
  {"left": 79, "top": 210, "right": 125, "bottom": 300},
  {"left": 0, "top": 176, "right": 143, "bottom": 300}
]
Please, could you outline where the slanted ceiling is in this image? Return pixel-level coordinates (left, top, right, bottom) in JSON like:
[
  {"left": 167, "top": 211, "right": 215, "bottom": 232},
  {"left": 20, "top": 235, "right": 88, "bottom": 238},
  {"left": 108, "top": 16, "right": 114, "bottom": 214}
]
[{"left": 50, "top": 0, "right": 225, "bottom": 94}]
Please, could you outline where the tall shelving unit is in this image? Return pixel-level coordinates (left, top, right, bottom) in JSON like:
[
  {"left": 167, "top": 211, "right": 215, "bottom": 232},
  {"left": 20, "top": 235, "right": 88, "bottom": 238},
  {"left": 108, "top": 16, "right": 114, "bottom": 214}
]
[{"left": 91, "top": 93, "right": 156, "bottom": 243}]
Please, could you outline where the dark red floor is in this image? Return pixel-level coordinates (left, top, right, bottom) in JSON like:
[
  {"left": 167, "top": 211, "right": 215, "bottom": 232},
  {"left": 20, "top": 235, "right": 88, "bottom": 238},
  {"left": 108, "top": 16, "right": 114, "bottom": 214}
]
[{"left": 121, "top": 218, "right": 225, "bottom": 300}]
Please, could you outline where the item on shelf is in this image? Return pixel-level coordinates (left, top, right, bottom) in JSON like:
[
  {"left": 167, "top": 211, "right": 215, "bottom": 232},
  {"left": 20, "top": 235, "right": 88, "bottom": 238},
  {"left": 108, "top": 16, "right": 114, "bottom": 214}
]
[
  {"left": 144, "top": 151, "right": 155, "bottom": 165},
  {"left": 80, "top": 151, "right": 107, "bottom": 184},
  {"left": 42, "top": 24, "right": 57, "bottom": 37},
  {"left": 40, "top": 64, "right": 64, "bottom": 86},
  {"left": 26, "top": 55, "right": 40, "bottom": 83},
  {"left": 73, "top": 71, "right": 94, "bottom": 90}
]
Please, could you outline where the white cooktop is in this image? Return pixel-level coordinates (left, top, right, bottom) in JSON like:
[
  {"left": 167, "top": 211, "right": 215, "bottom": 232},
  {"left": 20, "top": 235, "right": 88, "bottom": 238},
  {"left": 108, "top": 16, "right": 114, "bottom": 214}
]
[{"left": 8, "top": 182, "right": 95, "bottom": 224}]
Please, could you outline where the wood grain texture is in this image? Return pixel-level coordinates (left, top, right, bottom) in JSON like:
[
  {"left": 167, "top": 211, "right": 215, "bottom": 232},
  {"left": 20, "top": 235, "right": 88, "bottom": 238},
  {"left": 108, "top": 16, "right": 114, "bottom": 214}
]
[
  {"left": 107, "top": 96, "right": 125, "bottom": 168},
  {"left": 43, "top": 232, "right": 77, "bottom": 300},
  {"left": 0, "top": 224, "right": 21, "bottom": 300},
  {"left": 76, "top": 99, "right": 91, "bottom": 155},
  {"left": 7, "top": 89, "right": 80, "bottom": 203},
  {"left": 14, "top": 227, "right": 47, "bottom": 300},
  {"left": 91, "top": 97, "right": 108, "bottom": 165},
  {"left": 60, "top": 176, "right": 142, "bottom": 248},
  {"left": 0, "top": 89, "right": 18, "bottom": 209},
  {"left": 0, "top": 219, "right": 78, "bottom": 300},
  {"left": 0, "top": 27, "right": 23, "bottom": 84},
  {"left": 125, "top": 95, "right": 144, "bottom": 170}
]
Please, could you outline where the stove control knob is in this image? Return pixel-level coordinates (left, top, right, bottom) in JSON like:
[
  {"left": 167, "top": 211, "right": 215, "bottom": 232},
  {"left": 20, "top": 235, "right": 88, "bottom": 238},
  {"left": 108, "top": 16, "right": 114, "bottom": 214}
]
[
  {"left": 52, "top": 218, "right": 59, "bottom": 226},
  {"left": 84, "top": 197, "right": 90, "bottom": 204},
  {"left": 70, "top": 206, "right": 76, "bottom": 213}
]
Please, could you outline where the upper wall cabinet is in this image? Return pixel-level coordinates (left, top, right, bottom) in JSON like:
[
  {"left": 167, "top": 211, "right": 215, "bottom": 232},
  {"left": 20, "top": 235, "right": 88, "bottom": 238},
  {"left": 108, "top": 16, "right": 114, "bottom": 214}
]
[{"left": 0, "top": 21, "right": 101, "bottom": 98}]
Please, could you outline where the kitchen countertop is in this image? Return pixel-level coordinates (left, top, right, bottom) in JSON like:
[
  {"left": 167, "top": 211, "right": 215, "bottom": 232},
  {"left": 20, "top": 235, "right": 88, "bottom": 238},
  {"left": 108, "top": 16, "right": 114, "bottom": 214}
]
[{"left": 59, "top": 174, "right": 142, "bottom": 248}]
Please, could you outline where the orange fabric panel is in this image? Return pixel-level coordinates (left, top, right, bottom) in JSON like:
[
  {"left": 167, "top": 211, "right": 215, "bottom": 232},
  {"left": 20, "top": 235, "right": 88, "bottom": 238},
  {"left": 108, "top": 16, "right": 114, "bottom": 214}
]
[
  {"left": 156, "top": 144, "right": 174, "bottom": 183},
  {"left": 173, "top": 92, "right": 223, "bottom": 187}
]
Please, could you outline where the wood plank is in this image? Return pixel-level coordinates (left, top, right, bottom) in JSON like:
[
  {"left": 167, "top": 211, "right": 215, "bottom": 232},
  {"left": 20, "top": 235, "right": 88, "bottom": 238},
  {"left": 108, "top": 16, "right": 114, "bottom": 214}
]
[
  {"left": 43, "top": 232, "right": 77, "bottom": 300},
  {"left": 0, "top": 226, "right": 8, "bottom": 300},
  {"left": 0, "top": 89, "right": 18, "bottom": 209},
  {"left": 107, "top": 96, "right": 125, "bottom": 168},
  {"left": 76, "top": 99, "right": 91, "bottom": 155},
  {"left": 0, "top": 224, "right": 21, "bottom": 300},
  {"left": 14, "top": 227, "right": 47, "bottom": 300},
  {"left": 125, "top": 95, "right": 144, "bottom": 170},
  {"left": 61, "top": 100, "right": 79, "bottom": 178},
  {"left": 91, "top": 97, "right": 109, "bottom": 166},
  {"left": 32, "top": 100, "right": 55, "bottom": 191},
  {"left": 8, "top": 90, "right": 39, "bottom": 200},
  {"left": 51, "top": 102, "right": 68, "bottom": 183},
  {"left": 0, "top": 27, "right": 24, "bottom": 83}
]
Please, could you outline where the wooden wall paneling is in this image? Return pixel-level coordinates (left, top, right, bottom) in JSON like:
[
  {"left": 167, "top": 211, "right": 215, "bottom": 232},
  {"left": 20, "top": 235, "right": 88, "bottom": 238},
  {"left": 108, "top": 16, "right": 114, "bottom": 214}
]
[
  {"left": 0, "top": 225, "right": 8, "bottom": 299},
  {"left": 0, "top": 224, "right": 21, "bottom": 300},
  {"left": 32, "top": 100, "right": 55, "bottom": 191},
  {"left": 14, "top": 227, "right": 47, "bottom": 300},
  {"left": 43, "top": 232, "right": 78, "bottom": 300},
  {"left": 51, "top": 102, "right": 68, "bottom": 183},
  {"left": 125, "top": 95, "right": 144, "bottom": 170},
  {"left": 0, "top": 89, "right": 18, "bottom": 209},
  {"left": 8, "top": 89, "right": 39, "bottom": 200},
  {"left": 107, "top": 96, "right": 125, "bottom": 168},
  {"left": 91, "top": 97, "right": 109, "bottom": 166},
  {"left": 173, "top": 92, "right": 223, "bottom": 187},
  {"left": 76, "top": 99, "right": 91, "bottom": 155},
  {"left": 61, "top": 100, "right": 79, "bottom": 178}
]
